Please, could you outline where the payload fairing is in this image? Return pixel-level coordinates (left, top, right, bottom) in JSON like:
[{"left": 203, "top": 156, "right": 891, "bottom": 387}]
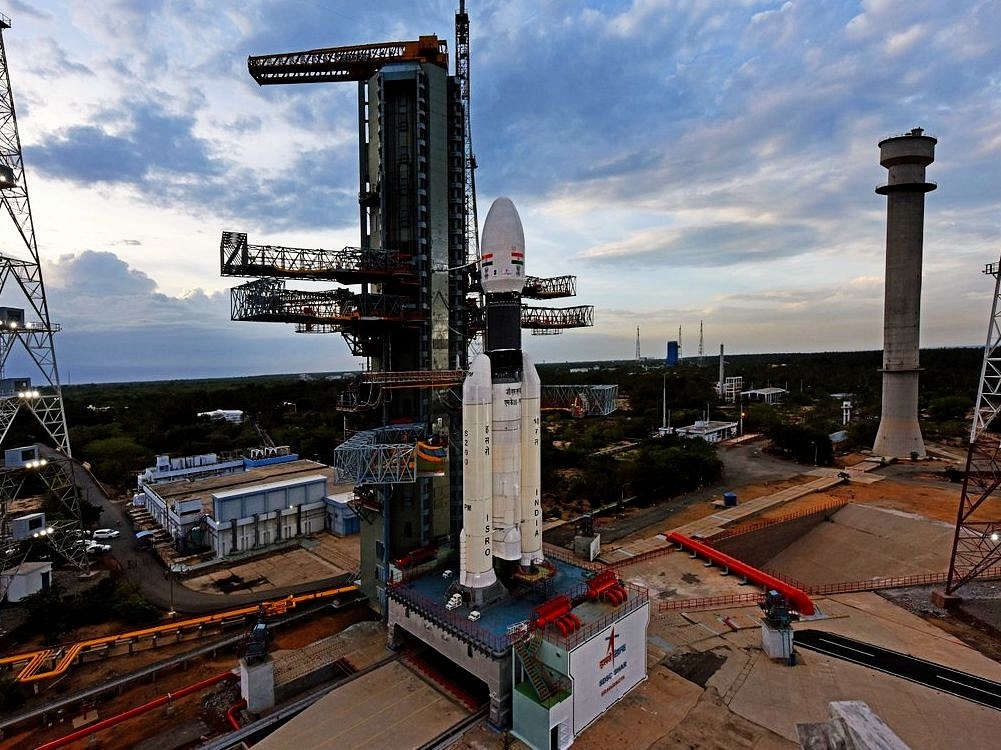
[{"left": 459, "top": 198, "right": 544, "bottom": 596}]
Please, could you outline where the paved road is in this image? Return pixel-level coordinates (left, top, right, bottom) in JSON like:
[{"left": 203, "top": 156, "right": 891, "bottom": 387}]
[
  {"left": 40, "top": 447, "right": 350, "bottom": 615},
  {"left": 548, "top": 440, "right": 806, "bottom": 546},
  {"left": 796, "top": 629, "right": 1001, "bottom": 711}
]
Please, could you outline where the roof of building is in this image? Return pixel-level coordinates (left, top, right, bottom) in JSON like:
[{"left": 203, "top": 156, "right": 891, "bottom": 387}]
[
  {"left": 147, "top": 459, "right": 352, "bottom": 509},
  {"left": 1, "top": 561, "right": 52, "bottom": 577}
]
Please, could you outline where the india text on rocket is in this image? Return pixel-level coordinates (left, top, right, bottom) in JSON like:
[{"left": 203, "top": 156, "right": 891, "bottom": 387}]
[{"left": 459, "top": 198, "right": 544, "bottom": 599}]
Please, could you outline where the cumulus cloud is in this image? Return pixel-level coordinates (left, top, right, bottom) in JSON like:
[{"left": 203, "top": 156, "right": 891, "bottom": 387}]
[{"left": 0, "top": 0, "right": 994, "bottom": 379}]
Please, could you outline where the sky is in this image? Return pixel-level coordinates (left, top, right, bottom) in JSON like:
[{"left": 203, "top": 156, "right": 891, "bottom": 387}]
[{"left": 0, "top": 0, "right": 999, "bottom": 383}]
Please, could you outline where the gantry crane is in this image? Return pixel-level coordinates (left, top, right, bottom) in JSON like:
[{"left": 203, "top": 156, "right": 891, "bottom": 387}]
[{"left": 943, "top": 257, "right": 1001, "bottom": 597}]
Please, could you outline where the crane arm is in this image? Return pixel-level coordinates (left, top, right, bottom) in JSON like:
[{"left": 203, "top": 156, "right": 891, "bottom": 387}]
[{"left": 248, "top": 36, "right": 448, "bottom": 85}]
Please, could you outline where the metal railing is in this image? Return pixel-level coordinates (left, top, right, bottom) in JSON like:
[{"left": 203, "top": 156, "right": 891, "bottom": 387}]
[{"left": 706, "top": 499, "right": 849, "bottom": 544}]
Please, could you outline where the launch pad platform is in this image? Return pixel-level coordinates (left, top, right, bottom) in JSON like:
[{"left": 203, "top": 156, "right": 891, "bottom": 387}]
[{"left": 385, "top": 553, "right": 650, "bottom": 736}]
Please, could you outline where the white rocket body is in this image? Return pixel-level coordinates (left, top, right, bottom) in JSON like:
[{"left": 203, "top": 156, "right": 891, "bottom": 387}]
[
  {"left": 480, "top": 197, "right": 525, "bottom": 295},
  {"left": 520, "top": 353, "right": 543, "bottom": 566},
  {"left": 491, "top": 378, "right": 523, "bottom": 560},
  {"left": 459, "top": 197, "right": 545, "bottom": 592},
  {"left": 459, "top": 354, "right": 497, "bottom": 589}
]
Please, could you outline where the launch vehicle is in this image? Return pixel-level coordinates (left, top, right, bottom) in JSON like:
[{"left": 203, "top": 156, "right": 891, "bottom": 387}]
[{"left": 459, "top": 197, "right": 544, "bottom": 601}]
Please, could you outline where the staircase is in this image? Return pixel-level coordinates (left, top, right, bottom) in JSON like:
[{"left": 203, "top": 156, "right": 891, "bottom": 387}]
[{"left": 513, "top": 635, "right": 553, "bottom": 703}]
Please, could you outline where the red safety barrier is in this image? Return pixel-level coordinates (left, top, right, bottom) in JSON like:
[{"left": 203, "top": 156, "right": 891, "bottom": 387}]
[{"left": 664, "top": 532, "right": 815, "bottom": 616}]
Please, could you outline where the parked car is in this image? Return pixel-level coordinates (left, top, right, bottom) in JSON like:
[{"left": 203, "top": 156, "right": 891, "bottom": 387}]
[
  {"left": 85, "top": 541, "right": 111, "bottom": 554},
  {"left": 91, "top": 528, "right": 120, "bottom": 539}
]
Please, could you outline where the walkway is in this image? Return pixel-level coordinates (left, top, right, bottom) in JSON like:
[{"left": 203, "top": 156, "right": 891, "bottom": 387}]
[{"left": 599, "top": 466, "right": 883, "bottom": 565}]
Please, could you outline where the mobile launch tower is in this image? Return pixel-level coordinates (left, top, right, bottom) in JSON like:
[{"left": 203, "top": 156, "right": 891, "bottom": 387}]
[{"left": 222, "top": 5, "right": 592, "bottom": 609}]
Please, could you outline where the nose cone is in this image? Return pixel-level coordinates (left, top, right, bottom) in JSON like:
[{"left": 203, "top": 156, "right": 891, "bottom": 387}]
[{"left": 480, "top": 197, "right": 525, "bottom": 294}]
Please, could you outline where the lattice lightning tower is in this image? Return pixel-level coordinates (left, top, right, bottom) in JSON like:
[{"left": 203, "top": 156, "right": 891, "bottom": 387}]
[
  {"left": 0, "top": 13, "right": 70, "bottom": 456},
  {"left": 944, "top": 256, "right": 1001, "bottom": 594}
]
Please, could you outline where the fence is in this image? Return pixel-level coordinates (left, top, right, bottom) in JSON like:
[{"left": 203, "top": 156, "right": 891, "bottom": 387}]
[
  {"left": 705, "top": 499, "right": 849, "bottom": 544},
  {"left": 658, "top": 591, "right": 764, "bottom": 612},
  {"left": 656, "top": 565, "right": 1001, "bottom": 614}
]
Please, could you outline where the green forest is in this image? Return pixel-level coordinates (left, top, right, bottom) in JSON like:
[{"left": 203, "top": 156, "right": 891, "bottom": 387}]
[{"left": 9, "top": 346, "right": 980, "bottom": 517}]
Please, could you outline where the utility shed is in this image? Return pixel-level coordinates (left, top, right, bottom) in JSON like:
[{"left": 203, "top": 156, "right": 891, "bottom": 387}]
[{"left": 1, "top": 561, "right": 52, "bottom": 602}]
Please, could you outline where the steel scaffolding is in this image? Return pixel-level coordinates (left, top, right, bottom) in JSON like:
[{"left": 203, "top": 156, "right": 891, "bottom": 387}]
[
  {"left": 220, "top": 231, "right": 416, "bottom": 283},
  {"left": 334, "top": 423, "right": 427, "bottom": 485},
  {"left": 541, "top": 385, "right": 618, "bottom": 417},
  {"left": 523, "top": 275, "right": 577, "bottom": 299},
  {"left": 522, "top": 305, "right": 594, "bottom": 335}
]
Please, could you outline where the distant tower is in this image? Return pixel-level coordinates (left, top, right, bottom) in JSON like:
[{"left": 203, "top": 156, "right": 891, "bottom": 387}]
[
  {"left": 872, "top": 128, "right": 937, "bottom": 458},
  {"left": 718, "top": 344, "right": 724, "bottom": 395},
  {"left": 698, "top": 321, "right": 704, "bottom": 366},
  {"left": 635, "top": 327, "right": 640, "bottom": 360}
]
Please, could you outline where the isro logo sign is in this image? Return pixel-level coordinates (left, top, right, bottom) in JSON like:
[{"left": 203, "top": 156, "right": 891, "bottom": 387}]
[
  {"left": 600, "top": 628, "right": 626, "bottom": 669},
  {"left": 598, "top": 627, "right": 628, "bottom": 695}
]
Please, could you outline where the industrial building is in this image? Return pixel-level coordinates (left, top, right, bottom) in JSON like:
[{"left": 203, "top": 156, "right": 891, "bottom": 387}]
[{"left": 136, "top": 454, "right": 356, "bottom": 560}]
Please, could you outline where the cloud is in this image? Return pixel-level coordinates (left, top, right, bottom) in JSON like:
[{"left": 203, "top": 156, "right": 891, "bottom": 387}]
[{"left": 0, "top": 0, "right": 996, "bottom": 380}]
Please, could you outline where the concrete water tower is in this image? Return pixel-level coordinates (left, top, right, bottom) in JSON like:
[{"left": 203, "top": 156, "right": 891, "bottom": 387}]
[{"left": 872, "top": 127, "right": 936, "bottom": 458}]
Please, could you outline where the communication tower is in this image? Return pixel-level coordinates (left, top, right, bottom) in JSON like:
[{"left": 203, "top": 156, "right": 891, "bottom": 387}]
[
  {"left": 0, "top": 13, "right": 70, "bottom": 456},
  {"left": 0, "top": 14, "right": 84, "bottom": 578}
]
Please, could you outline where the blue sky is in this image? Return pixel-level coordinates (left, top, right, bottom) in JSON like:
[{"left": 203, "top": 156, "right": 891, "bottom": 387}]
[{"left": 0, "top": 0, "right": 999, "bottom": 382}]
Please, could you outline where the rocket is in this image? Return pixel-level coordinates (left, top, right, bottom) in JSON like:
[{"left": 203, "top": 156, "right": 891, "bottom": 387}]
[{"left": 459, "top": 197, "right": 544, "bottom": 593}]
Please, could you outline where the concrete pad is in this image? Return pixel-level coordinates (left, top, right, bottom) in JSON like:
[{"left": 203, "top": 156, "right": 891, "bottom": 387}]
[
  {"left": 765, "top": 504, "right": 953, "bottom": 584},
  {"left": 184, "top": 544, "right": 346, "bottom": 595},
  {"left": 571, "top": 664, "right": 702, "bottom": 750},
  {"left": 803, "top": 592, "right": 1001, "bottom": 680},
  {"left": 254, "top": 660, "right": 470, "bottom": 750}
]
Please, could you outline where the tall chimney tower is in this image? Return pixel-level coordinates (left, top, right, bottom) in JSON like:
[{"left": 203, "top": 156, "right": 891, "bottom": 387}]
[{"left": 872, "top": 127, "right": 936, "bottom": 458}]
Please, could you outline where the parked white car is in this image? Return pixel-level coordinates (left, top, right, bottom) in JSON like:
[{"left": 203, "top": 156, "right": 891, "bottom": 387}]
[
  {"left": 91, "top": 528, "right": 120, "bottom": 539},
  {"left": 85, "top": 541, "right": 111, "bottom": 554}
]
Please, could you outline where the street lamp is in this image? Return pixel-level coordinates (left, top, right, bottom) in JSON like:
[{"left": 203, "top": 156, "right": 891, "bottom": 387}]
[{"left": 167, "top": 563, "right": 188, "bottom": 618}]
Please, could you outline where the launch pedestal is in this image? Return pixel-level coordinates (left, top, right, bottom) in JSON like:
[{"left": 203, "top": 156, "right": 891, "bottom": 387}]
[{"left": 464, "top": 579, "right": 509, "bottom": 608}]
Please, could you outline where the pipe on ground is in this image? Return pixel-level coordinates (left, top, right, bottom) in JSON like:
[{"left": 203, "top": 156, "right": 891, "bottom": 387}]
[{"left": 36, "top": 671, "right": 238, "bottom": 750}]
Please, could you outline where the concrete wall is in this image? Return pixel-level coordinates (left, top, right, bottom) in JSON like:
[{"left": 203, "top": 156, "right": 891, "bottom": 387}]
[
  {"left": 386, "top": 598, "right": 512, "bottom": 729},
  {"left": 711, "top": 507, "right": 840, "bottom": 569}
]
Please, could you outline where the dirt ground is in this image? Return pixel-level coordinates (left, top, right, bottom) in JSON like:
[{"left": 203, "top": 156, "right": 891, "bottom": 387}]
[
  {"left": 8, "top": 446, "right": 998, "bottom": 750},
  {"left": 2, "top": 607, "right": 376, "bottom": 750}
]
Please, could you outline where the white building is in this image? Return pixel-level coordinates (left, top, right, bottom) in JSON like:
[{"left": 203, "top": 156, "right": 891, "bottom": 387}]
[
  {"left": 675, "top": 420, "right": 739, "bottom": 443},
  {"left": 742, "top": 387, "right": 787, "bottom": 405},
  {"left": 1, "top": 561, "right": 52, "bottom": 602},
  {"left": 137, "top": 459, "right": 353, "bottom": 559},
  {"left": 196, "top": 409, "right": 245, "bottom": 423}
]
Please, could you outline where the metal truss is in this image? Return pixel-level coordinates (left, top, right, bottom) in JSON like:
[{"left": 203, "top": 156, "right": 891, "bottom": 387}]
[
  {"left": 248, "top": 37, "right": 448, "bottom": 86},
  {"left": 0, "top": 454, "right": 89, "bottom": 576},
  {"left": 522, "top": 305, "right": 594, "bottom": 335},
  {"left": 220, "top": 231, "right": 415, "bottom": 283},
  {"left": 542, "top": 385, "right": 619, "bottom": 417},
  {"left": 524, "top": 275, "right": 577, "bottom": 300},
  {"left": 946, "top": 257, "right": 1001, "bottom": 594},
  {"left": 334, "top": 423, "right": 427, "bottom": 485},
  {"left": 230, "top": 278, "right": 422, "bottom": 326},
  {"left": 0, "top": 15, "right": 71, "bottom": 457}
]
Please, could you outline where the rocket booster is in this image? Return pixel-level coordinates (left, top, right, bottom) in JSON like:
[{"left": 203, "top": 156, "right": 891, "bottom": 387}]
[{"left": 459, "top": 197, "right": 544, "bottom": 590}]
